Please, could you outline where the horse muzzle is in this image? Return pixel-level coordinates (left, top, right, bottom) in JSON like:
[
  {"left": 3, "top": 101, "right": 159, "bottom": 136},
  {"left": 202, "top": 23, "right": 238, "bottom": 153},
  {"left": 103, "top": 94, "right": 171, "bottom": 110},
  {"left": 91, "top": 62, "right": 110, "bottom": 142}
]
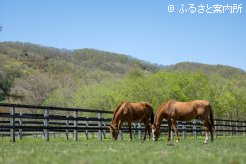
[
  {"left": 152, "top": 129, "right": 158, "bottom": 141},
  {"left": 152, "top": 136, "right": 158, "bottom": 141}
]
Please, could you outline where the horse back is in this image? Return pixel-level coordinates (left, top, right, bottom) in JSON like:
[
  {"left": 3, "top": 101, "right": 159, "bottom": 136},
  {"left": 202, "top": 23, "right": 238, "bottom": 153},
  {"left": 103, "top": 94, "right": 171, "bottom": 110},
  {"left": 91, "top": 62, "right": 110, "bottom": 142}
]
[
  {"left": 192, "top": 100, "right": 210, "bottom": 106},
  {"left": 174, "top": 100, "right": 210, "bottom": 110},
  {"left": 127, "top": 102, "right": 153, "bottom": 122},
  {"left": 170, "top": 100, "right": 210, "bottom": 121}
]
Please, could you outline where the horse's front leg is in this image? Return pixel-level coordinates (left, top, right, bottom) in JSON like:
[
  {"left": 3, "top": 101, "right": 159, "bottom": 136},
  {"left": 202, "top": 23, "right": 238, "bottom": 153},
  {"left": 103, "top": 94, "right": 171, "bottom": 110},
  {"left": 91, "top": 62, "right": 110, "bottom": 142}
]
[
  {"left": 171, "top": 120, "right": 179, "bottom": 143},
  {"left": 167, "top": 121, "right": 171, "bottom": 142},
  {"left": 118, "top": 120, "right": 123, "bottom": 140}
]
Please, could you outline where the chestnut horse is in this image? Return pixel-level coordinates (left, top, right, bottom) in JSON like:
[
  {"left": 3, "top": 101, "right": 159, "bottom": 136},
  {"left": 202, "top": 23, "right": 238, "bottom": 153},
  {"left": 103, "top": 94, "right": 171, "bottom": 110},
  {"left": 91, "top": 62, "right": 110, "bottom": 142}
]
[
  {"left": 110, "top": 101, "right": 154, "bottom": 141},
  {"left": 152, "top": 100, "right": 214, "bottom": 144}
]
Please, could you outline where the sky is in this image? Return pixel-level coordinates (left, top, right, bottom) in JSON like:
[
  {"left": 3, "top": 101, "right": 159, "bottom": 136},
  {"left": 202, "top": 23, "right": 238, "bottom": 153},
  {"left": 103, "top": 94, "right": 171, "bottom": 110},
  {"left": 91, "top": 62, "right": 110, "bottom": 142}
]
[{"left": 0, "top": 0, "right": 245, "bottom": 70}]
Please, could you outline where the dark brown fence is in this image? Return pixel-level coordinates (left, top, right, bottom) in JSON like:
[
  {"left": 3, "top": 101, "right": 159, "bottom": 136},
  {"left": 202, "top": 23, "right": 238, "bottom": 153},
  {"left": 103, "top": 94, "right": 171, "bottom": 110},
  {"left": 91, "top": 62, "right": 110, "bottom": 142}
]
[{"left": 0, "top": 103, "right": 245, "bottom": 142}]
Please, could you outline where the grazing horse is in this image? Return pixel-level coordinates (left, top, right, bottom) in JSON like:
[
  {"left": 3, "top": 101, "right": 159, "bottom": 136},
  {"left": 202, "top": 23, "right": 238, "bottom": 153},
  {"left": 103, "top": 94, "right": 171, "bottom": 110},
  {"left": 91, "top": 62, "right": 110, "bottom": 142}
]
[
  {"left": 110, "top": 101, "right": 154, "bottom": 141},
  {"left": 151, "top": 100, "right": 214, "bottom": 144}
]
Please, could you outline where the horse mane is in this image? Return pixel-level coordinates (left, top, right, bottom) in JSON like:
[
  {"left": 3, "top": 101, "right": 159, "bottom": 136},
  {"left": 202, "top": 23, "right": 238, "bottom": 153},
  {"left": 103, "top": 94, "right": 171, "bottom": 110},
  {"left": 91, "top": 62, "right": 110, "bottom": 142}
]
[{"left": 112, "top": 101, "right": 127, "bottom": 122}]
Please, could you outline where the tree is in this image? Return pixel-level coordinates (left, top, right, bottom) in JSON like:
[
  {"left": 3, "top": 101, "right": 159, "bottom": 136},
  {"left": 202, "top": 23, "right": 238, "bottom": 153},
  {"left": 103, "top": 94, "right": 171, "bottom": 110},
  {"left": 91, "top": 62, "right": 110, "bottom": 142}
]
[
  {"left": 12, "top": 72, "right": 57, "bottom": 105},
  {"left": 0, "top": 69, "right": 13, "bottom": 101}
]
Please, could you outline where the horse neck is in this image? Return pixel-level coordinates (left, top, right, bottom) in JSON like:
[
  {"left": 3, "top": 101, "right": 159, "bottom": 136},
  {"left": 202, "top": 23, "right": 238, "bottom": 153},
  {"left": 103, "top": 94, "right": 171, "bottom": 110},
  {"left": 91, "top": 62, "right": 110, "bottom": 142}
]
[
  {"left": 155, "top": 103, "right": 169, "bottom": 128},
  {"left": 154, "top": 111, "right": 165, "bottom": 128},
  {"left": 111, "top": 116, "right": 120, "bottom": 128},
  {"left": 111, "top": 108, "right": 124, "bottom": 129}
]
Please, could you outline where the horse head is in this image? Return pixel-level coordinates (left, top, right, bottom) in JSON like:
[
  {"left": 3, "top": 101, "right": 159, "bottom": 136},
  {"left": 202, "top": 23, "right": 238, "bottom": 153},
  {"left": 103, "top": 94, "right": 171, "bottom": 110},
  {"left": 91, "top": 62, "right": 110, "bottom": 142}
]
[
  {"left": 151, "top": 123, "right": 160, "bottom": 141},
  {"left": 109, "top": 125, "right": 119, "bottom": 140}
]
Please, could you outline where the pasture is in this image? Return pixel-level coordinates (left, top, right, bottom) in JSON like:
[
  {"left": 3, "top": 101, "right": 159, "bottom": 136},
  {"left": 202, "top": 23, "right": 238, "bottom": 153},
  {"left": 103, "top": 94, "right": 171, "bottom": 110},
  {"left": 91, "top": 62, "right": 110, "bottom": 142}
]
[{"left": 0, "top": 137, "right": 245, "bottom": 164}]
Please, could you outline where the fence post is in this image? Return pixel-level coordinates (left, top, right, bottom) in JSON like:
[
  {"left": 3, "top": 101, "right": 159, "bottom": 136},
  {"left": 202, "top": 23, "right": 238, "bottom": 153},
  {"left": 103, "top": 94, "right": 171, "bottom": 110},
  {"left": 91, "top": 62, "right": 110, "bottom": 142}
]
[
  {"left": 66, "top": 116, "right": 69, "bottom": 140},
  {"left": 120, "top": 129, "right": 123, "bottom": 140},
  {"left": 193, "top": 120, "right": 197, "bottom": 139},
  {"left": 182, "top": 122, "right": 186, "bottom": 139},
  {"left": 102, "top": 120, "right": 106, "bottom": 139},
  {"left": 223, "top": 121, "right": 226, "bottom": 139},
  {"left": 236, "top": 121, "right": 238, "bottom": 138},
  {"left": 44, "top": 109, "right": 49, "bottom": 141},
  {"left": 133, "top": 123, "right": 136, "bottom": 139},
  {"left": 85, "top": 117, "right": 89, "bottom": 140},
  {"left": 230, "top": 121, "right": 232, "bottom": 138},
  {"left": 138, "top": 123, "right": 141, "bottom": 140},
  {"left": 98, "top": 112, "right": 102, "bottom": 141},
  {"left": 74, "top": 110, "right": 78, "bottom": 141},
  {"left": 19, "top": 113, "right": 23, "bottom": 140},
  {"left": 243, "top": 122, "right": 245, "bottom": 137},
  {"left": 10, "top": 106, "right": 16, "bottom": 142},
  {"left": 170, "top": 130, "right": 173, "bottom": 140},
  {"left": 214, "top": 120, "right": 217, "bottom": 139}
]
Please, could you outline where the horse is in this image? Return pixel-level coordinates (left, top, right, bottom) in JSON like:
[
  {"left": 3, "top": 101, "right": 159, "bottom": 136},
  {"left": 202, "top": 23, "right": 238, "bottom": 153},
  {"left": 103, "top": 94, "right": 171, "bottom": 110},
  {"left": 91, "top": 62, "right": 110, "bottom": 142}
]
[
  {"left": 151, "top": 100, "right": 214, "bottom": 144},
  {"left": 109, "top": 101, "right": 154, "bottom": 141}
]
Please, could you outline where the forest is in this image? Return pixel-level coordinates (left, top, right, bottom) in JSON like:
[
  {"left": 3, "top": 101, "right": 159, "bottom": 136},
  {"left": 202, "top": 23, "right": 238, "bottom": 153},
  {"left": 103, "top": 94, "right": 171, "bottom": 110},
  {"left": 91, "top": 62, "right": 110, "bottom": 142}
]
[{"left": 0, "top": 42, "right": 246, "bottom": 120}]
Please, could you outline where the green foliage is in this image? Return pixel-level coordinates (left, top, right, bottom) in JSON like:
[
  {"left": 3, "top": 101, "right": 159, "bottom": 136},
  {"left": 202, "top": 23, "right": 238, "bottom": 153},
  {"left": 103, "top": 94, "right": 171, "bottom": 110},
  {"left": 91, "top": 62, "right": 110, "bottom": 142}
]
[
  {"left": 72, "top": 49, "right": 159, "bottom": 74},
  {"left": 45, "top": 70, "right": 246, "bottom": 120},
  {"left": 166, "top": 62, "right": 246, "bottom": 79},
  {"left": 0, "top": 55, "right": 23, "bottom": 101},
  {"left": 0, "top": 69, "right": 13, "bottom": 101}
]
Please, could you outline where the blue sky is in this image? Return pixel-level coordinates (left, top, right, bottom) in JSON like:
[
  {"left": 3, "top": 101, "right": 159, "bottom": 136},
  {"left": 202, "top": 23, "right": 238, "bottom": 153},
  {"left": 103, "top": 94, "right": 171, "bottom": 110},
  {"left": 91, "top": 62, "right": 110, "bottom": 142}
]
[{"left": 0, "top": 0, "right": 245, "bottom": 70}]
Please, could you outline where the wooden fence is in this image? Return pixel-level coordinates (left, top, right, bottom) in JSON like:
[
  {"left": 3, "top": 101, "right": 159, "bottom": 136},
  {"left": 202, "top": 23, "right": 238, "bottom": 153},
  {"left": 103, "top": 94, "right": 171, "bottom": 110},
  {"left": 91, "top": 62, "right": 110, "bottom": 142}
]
[{"left": 0, "top": 103, "right": 245, "bottom": 142}]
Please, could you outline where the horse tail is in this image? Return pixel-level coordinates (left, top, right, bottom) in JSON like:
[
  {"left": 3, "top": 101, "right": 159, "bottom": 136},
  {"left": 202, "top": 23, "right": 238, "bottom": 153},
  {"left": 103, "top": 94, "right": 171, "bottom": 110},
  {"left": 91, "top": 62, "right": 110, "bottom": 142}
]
[
  {"left": 208, "top": 104, "right": 215, "bottom": 142},
  {"left": 144, "top": 102, "right": 154, "bottom": 125}
]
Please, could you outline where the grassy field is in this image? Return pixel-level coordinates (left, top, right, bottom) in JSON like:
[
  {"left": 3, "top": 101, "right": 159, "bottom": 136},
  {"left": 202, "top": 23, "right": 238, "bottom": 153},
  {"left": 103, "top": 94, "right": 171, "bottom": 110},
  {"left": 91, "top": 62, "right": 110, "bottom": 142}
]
[{"left": 0, "top": 136, "right": 245, "bottom": 164}]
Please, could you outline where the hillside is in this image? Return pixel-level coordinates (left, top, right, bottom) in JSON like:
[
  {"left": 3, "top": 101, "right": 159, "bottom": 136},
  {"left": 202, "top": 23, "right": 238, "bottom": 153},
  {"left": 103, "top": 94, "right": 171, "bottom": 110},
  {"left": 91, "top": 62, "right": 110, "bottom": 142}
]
[
  {"left": 0, "top": 42, "right": 159, "bottom": 74},
  {"left": 165, "top": 62, "right": 246, "bottom": 79},
  {"left": 1, "top": 42, "right": 246, "bottom": 120},
  {"left": 0, "top": 41, "right": 159, "bottom": 103},
  {"left": 1, "top": 42, "right": 245, "bottom": 79}
]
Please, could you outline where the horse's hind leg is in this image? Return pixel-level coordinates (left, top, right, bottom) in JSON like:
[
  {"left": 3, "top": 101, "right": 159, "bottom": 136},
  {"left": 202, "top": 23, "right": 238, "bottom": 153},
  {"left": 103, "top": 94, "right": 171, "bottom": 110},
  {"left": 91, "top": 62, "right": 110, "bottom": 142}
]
[
  {"left": 208, "top": 121, "right": 214, "bottom": 142},
  {"left": 147, "top": 123, "right": 151, "bottom": 140},
  {"left": 128, "top": 122, "right": 133, "bottom": 141},
  {"left": 143, "top": 122, "right": 150, "bottom": 141},
  {"left": 143, "top": 124, "right": 147, "bottom": 141},
  {"left": 202, "top": 120, "right": 209, "bottom": 144}
]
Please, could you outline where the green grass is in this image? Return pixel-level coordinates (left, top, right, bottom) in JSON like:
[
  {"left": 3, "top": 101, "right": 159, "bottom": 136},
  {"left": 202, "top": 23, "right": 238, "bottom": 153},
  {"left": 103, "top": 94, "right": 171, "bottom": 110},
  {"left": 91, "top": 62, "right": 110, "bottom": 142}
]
[{"left": 0, "top": 136, "right": 245, "bottom": 164}]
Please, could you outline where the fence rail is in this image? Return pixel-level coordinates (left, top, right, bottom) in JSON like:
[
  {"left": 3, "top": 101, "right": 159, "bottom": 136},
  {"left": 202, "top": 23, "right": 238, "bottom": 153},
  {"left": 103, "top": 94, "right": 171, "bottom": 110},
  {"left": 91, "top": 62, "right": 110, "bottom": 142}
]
[{"left": 0, "top": 103, "right": 245, "bottom": 142}]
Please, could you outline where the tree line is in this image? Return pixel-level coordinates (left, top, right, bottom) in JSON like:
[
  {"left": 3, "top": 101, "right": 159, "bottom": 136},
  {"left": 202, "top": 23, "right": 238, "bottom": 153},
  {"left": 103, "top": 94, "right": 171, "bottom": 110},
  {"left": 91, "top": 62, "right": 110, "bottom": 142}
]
[{"left": 44, "top": 70, "right": 246, "bottom": 120}]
